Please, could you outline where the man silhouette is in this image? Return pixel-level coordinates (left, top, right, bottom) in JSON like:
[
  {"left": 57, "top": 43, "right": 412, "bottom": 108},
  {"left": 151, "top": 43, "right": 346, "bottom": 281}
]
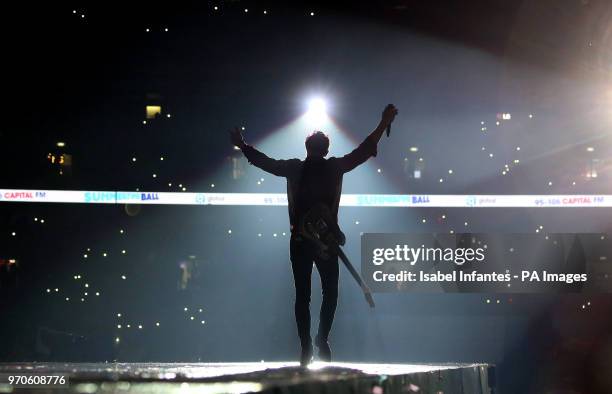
[{"left": 229, "top": 104, "right": 398, "bottom": 365}]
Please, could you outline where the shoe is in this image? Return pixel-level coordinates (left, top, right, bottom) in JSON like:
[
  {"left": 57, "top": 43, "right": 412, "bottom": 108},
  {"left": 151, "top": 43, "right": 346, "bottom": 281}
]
[
  {"left": 315, "top": 334, "right": 331, "bottom": 362},
  {"left": 300, "top": 341, "right": 313, "bottom": 367}
]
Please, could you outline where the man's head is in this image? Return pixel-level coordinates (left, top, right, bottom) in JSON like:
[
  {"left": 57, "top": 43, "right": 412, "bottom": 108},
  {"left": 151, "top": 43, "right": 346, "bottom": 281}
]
[{"left": 305, "top": 131, "right": 330, "bottom": 158}]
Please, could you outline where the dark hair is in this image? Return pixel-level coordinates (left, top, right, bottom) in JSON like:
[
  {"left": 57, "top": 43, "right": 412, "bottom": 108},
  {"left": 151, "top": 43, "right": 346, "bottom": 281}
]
[{"left": 305, "top": 131, "right": 330, "bottom": 157}]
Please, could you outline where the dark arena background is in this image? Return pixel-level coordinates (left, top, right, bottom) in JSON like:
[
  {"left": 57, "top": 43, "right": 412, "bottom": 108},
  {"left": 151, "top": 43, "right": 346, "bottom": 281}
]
[{"left": 2, "top": 1, "right": 612, "bottom": 393}]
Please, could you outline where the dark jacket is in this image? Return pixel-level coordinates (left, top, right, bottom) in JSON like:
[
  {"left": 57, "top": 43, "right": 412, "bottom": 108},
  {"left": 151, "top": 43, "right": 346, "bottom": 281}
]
[{"left": 241, "top": 135, "right": 377, "bottom": 233}]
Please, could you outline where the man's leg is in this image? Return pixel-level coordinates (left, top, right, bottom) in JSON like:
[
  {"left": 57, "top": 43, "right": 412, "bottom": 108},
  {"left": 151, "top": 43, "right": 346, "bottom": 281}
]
[
  {"left": 290, "top": 237, "right": 314, "bottom": 365},
  {"left": 314, "top": 254, "right": 339, "bottom": 361}
]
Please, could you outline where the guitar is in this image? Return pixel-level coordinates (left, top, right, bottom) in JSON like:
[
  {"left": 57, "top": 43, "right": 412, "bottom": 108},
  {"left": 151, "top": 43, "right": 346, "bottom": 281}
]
[{"left": 299, "top": 203, "right": 375, "bottom": 308}]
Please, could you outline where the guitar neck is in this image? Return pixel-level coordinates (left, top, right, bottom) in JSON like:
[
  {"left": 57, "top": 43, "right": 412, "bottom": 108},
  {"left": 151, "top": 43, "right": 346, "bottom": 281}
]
[
  {"left": 335, "top": 246, "right": 376, "bottom": 308},
  {"left": 335, "top": 246, "right": 367, "bottom": 290}
]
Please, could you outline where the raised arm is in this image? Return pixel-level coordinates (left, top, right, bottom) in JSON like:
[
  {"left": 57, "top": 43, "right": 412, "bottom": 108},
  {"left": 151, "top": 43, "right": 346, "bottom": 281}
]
[
  {"left": 229, "top": 127, "right": 295, "bottom": 177},
  {"left": 336, "top": 104, "right": 398, "bottom": 173}
]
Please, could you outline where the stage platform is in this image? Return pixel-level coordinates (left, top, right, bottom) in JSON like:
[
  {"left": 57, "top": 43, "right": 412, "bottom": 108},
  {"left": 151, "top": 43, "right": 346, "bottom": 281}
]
[{"left": 0, "top": 362, "right": 495, "bottom": 394}]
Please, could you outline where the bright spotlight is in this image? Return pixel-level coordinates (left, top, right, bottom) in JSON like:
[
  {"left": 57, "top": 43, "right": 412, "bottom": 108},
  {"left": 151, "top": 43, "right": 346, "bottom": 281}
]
[
  {"left": 308, "top": 98, "right": 326, "bottom": 114},
  {"left": 305, "top": 97, "right": 328, "bottom": 126}
]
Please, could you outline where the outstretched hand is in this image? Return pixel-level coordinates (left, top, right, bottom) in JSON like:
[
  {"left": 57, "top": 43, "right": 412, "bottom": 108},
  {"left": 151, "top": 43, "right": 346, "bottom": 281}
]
[
  {"left": 228, "top": 126, "right": 246, "bottom": 149},
  {"left": 381, "top": 104, "right": 398, "bottom": 127}
]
